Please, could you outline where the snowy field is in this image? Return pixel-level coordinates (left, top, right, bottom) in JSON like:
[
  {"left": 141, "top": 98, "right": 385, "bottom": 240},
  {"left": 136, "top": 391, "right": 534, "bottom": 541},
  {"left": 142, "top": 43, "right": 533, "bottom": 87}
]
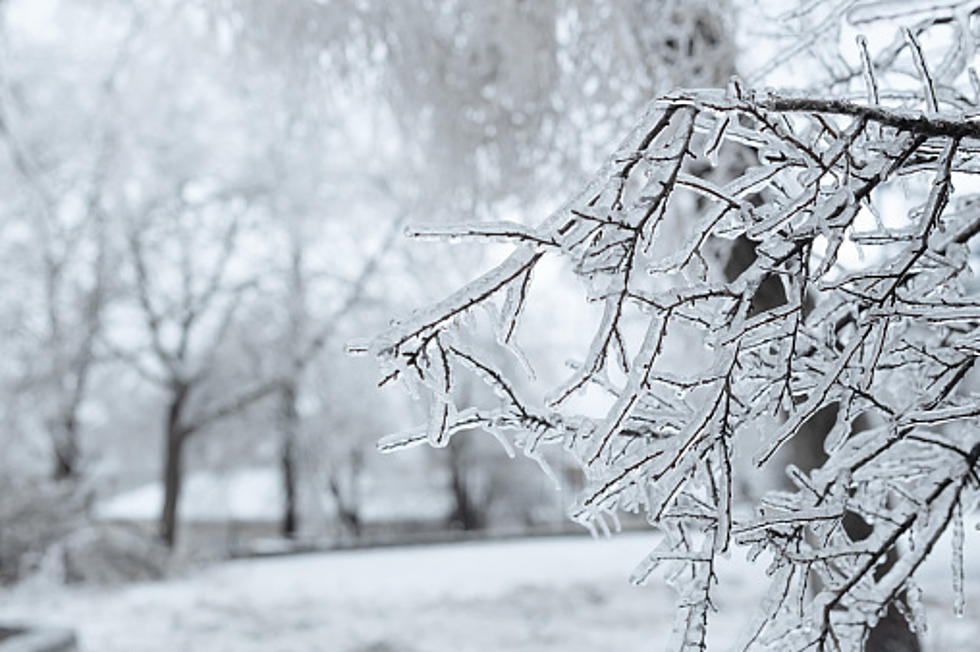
[{"left": 1, "top": 531, "right": 979, "bottom": 652}]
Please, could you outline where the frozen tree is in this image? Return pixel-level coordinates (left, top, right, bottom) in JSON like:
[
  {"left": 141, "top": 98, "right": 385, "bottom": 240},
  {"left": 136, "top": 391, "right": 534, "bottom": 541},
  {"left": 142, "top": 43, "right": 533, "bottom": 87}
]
[
  {"left": 0, "top": 0, "right": 133, "bottom": 481},
  {"left": 91, "top": 4, "right": 293, "bottom": 548},
  {"left": 271, "top": 209, "right": 403, "bottom": 538},
  {"left": 367, "top": 3, "right": 980, "bottom": 651},
  {"left": 123, "top": 197, "right": 283, "bottom": 549}
]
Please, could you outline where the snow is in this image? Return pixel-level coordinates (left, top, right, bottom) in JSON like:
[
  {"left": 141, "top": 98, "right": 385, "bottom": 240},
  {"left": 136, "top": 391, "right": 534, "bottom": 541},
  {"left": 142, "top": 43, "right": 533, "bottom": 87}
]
[
  {"left": 95, "top": 467, "right": 284, "bottom": 523},
  {"left": 95, "top": 466, "right": 453, "bottom": 525},
  {"left": 1, "top": 529, "right": 977, "bottom": 651}
]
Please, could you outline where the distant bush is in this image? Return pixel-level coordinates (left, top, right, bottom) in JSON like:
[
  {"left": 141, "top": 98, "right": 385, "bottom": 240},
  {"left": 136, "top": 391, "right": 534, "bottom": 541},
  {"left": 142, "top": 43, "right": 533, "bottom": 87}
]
[
  {"left": 61, "top": 524, "right": 169, "bottom": 584},
  {"left": 0, "top": 478, "right": 85, "bottom": 584}
]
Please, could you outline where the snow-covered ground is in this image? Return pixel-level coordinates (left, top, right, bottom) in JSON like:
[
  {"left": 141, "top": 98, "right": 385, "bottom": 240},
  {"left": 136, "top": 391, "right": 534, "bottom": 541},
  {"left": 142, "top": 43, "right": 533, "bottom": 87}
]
[{"left": 1, "top": 531, "right": 978, "bottom": 651}]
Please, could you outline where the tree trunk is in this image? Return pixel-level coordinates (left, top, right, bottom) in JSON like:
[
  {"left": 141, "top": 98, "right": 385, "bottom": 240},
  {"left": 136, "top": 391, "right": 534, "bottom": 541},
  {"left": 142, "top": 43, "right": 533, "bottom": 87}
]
[
  {"left": 159, "top": 381, "right": 189, "bottom": 549},
  {"left": 51, "top": 414, "right": 80, "bottom": 481},
  {"left": 278, "top": 381, "right": 299, "bottom": 539},
  {"left": 337, "top": 501, "right": 361, "bottom": 539},
  {"left": 327, "top": 472, "right": 362, "bottom": 539},
  {"left": 447, "top": 436, "right": 488, "bottom": 531}
]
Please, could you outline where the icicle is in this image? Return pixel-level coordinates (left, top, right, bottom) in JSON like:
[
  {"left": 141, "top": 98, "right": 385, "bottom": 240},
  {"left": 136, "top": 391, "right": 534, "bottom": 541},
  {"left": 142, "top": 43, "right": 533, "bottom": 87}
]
[
  {"left": 399, "top": 369, "right": 422, "bottom": 401},
  {"left": 529, "top": 451, "right": 562, "bottom": 491},
  {"left": 582, "top": 515, "right": 599, "bottom": 539},
  {"left": 503, "top": 337, "right": 537, "bottom": 382},
  {"left": 906, "top": 579, "right": 928, "bottom": 634},
  {"left": 952, "top": 499, "right": 965, "bottom": 616},
  {"left": 487, "top": 418, "right": 517, "bottom": 458},
  {"left": 605, "top": 507, "right": 623, "bottom": 533},
  {"left": 594, "top": 510, "right": 612, "bottom": 538}
]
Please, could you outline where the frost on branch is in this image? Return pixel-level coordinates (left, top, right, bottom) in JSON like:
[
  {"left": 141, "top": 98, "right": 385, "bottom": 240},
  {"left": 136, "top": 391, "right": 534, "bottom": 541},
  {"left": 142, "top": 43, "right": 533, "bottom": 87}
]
[{"left": 366, "top": 34, "right": 980, "bottom": 652}]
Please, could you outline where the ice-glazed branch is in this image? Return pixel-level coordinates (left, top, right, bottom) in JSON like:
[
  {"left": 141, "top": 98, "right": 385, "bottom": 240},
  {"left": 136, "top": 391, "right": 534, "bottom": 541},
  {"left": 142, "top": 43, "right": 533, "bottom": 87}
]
[{"left": 370, "top": 55, "right": 980, "bottom": 650}]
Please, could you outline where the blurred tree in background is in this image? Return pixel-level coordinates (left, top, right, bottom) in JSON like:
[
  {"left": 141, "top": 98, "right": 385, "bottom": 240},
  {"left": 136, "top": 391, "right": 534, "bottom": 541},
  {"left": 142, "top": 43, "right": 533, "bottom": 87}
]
[
  {"left": 0, "top": 0, "right": 739, "bottom": 569},
  {"left": 1, "top": 1, "right": 978, "bottom": 650}
]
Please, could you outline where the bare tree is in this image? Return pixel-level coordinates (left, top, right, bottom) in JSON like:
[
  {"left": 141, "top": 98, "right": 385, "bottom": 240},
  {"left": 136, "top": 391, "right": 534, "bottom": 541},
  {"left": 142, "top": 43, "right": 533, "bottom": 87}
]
[
  {"left": 274, "top": 215, "right": 402, "bottom": 538},
  {"left": 121, "top": 194, "right": 281, "bottom": 548},
  {"left": 368, "top": 4, "right": 980, "bottom": 651},
  {"left": 0, "top": 3, "right": 135, "bottom": 481}
]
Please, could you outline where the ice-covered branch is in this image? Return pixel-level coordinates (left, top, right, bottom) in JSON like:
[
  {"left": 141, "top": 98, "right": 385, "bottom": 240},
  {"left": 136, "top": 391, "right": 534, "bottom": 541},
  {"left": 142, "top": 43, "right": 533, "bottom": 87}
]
[{"left": 369, "top": 40, "right": 980, "bottom": 649}]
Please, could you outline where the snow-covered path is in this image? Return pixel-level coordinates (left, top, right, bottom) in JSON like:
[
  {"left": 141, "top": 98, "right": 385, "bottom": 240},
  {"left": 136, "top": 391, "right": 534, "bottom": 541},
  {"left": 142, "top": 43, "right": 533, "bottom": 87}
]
[{"left": 1, "top": 532, "right": 977, "bottom": 651}]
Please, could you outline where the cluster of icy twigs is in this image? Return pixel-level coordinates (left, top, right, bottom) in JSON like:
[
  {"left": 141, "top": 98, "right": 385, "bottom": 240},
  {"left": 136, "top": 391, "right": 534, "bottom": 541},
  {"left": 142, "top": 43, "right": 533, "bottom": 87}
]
[{"left": 360, "top": 50, "right": 980, "bottom": 652}]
